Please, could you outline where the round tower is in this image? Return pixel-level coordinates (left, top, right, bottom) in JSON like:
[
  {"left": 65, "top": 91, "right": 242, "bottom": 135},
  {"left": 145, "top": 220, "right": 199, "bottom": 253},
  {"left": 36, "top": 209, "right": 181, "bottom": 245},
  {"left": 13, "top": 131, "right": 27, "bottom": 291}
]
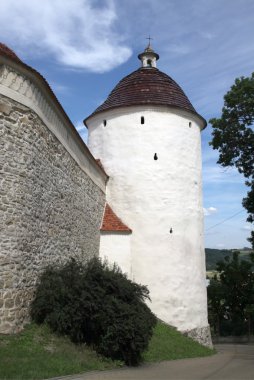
[{"left": 84, "top": 44, "right": 211, "bottom": 347}]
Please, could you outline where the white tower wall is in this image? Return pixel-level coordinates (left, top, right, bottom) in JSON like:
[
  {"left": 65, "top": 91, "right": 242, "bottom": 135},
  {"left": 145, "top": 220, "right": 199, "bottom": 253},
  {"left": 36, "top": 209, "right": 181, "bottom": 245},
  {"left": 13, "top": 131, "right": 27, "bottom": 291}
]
[{"left": 87, "top": 105, "right": 210, "bottom": 344}]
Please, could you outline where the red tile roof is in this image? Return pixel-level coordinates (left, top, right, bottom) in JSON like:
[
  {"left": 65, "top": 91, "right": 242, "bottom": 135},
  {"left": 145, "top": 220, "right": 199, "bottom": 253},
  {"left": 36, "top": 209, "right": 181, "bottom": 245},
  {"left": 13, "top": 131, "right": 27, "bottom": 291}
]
[
  {"left": 85, "top": 68, "right": 206, "bottom": 127},
  {"left": 0, "top": 42, "right": 76, "bottom": 130},
  {"left": 0, "top": 42, "right": 106, "bottom": 177},
  {"left": 101, "top": 204, "right": 132, "bottom": 232},
  {"left": 0, "top": 43, "right": 21, "bottom": 62},
  {"left": 0, "top": 43, "right": 70, "bottom": 121}
]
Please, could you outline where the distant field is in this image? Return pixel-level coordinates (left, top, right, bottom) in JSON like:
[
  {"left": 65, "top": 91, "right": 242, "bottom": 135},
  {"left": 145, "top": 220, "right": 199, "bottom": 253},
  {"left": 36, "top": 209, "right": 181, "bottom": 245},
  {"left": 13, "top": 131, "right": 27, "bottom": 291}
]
[
  {"left": 206, "top": 270, "right": 218, "bottom": 279},
  {"left": 205, "top": 248, "right": 253, "bottom": 271}
]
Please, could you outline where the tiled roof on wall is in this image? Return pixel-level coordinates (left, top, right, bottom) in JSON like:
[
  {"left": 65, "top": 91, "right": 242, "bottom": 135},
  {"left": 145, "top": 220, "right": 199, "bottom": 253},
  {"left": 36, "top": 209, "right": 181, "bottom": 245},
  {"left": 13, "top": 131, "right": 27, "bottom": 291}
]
[
  {"left": 101, "top": 204, "right": 132, "bottom": 232},
  {"left": 0, "top": 42, "right": 106, "bottom": 179},
  {"left": 0, "top": 42, "right": 72, "bottom": 120},
  {"left": 0, "top": 43, "right": 21, "bottom": 62}
]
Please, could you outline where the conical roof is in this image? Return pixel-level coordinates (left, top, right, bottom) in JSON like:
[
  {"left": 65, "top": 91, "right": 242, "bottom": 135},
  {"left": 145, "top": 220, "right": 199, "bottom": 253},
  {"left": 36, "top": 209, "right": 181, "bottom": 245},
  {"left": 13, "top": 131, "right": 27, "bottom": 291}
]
[{"left": 85, "top": 67, "right": 206, "bottom": 126}]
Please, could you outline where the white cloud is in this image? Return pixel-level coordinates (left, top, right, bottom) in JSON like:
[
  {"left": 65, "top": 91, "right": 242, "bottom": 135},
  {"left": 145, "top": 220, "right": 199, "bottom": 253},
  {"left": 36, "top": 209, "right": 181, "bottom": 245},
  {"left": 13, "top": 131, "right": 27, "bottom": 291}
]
[
  {"left": 216, "top": 243, "right": 225, "bottom": 248},
  {"left": 48, "top": 81, "right": 69, "bottom": 95},
  {"left": 163, "top": 43, "right": 190, "bottom": 56},
  {"left": 0, "top": 0, "right": 132, "bottom": 73},
  {"left": 241, "top": 225, "right": 253, "bottom": 231},
  {"left": 202, "top": 165, "right": 244, "bottom": 185},
  {"left": 204, "top": 206, "right": 217, "bottom": 216},
  {"left": 75, "top": 121, "right": 86, "bottom": 132},
  {"left": 75, "top": 120, "right": 88, "bottom": 143},
  {"left": 199, "top": 31, "right": 216, "bottom": 40}
]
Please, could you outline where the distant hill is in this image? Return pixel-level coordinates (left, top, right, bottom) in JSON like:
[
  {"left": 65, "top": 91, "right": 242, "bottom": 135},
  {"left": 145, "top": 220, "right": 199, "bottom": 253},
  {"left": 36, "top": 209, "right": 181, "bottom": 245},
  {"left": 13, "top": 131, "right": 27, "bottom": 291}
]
[{"left": 205, "top": 248, "right": 253, "bottom": 271}]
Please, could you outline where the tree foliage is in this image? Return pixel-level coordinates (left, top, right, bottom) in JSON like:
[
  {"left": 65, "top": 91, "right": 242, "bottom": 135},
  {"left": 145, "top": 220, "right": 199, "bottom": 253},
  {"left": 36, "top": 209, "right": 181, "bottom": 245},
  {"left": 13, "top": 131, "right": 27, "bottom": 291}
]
[
  {"left": 208, "top": 252, "right": 254, "bottom": 336},
  {"left": 30, "top": 257, "right": 157, "bottom": 366},
  {"left": 209, "top": 73, "right": 254, "bottom": 247}
]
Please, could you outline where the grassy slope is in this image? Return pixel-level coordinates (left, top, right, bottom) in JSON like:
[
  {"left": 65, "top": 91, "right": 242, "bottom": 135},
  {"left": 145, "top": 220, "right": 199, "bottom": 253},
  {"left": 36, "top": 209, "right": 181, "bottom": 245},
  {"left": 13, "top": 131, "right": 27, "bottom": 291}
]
[
  {"left": 144, "top": 322, "right": 214, "bottom": 362},
  {"left": 0, "top": 322, "right": 214, "bottom": 380},
  {"left": 0, "top": 324, "right": 122, "bottom": 380}
]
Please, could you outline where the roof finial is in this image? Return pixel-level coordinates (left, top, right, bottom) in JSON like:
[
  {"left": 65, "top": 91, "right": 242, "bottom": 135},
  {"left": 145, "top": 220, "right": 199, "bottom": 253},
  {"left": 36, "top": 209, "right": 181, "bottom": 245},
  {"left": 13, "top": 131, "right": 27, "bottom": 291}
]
[
  {"left": 146, "top": 35, "right": 153, "bottom": 48},
  {"left": 138, "top": 38, "right": 159, "bottom": 68}
]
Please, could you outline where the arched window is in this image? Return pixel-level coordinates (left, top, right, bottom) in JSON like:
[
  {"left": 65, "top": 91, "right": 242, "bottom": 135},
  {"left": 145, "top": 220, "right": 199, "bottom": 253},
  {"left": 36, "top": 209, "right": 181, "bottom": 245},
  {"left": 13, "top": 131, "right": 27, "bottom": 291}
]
[
  {"left": 147, "top": 59, "right": 152, "bottom": 67},
  {"left": 141, "top": 116, "right": 145, "bottom": 124}
]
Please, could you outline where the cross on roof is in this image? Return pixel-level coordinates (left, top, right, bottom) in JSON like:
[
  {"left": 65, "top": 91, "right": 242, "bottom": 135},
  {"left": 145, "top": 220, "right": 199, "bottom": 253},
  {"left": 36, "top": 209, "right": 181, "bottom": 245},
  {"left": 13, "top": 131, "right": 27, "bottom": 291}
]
[{"left": 146, "top": 35, "right": 153, "bottom": 47}]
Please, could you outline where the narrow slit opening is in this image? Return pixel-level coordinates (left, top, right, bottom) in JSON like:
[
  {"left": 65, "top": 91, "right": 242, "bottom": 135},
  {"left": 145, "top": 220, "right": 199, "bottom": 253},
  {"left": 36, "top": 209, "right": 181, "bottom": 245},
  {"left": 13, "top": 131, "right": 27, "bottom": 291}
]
[
  {"left": 141, "top": 116, "right": 145, "bottom": 124},
  {"left": 189, "top": 122, "right": 192, "bottom": 128},
  {"left": 154, "top": 153, "right": 158, "bottom": 160},
  {"left": 103, "top": 120, "right": 107, "bottom": 127}
]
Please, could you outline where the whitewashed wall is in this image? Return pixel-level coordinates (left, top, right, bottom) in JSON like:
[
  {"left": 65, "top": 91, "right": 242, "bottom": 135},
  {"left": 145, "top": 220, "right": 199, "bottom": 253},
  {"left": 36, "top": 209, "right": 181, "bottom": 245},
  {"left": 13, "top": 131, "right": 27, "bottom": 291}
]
[
  {"left": 100, "top": 232, "right": 132, "bottom": 278},
  {"left": 87, "top": 105, "right": 208, "bottom": 334}
]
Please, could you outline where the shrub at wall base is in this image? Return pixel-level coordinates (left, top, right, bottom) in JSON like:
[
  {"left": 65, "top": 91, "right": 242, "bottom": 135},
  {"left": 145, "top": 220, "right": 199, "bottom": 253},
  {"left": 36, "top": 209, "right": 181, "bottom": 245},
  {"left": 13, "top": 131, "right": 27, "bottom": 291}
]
[{"left": 30, "top": 257, "right": 157, "bottom": 366}]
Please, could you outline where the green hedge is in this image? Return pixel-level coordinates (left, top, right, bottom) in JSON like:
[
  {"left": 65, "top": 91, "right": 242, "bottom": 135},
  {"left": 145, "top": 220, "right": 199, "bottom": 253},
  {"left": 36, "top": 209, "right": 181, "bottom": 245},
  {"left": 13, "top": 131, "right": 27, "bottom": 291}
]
[{"left": 30, "top": 257, "right": 156, "bottom": 365}]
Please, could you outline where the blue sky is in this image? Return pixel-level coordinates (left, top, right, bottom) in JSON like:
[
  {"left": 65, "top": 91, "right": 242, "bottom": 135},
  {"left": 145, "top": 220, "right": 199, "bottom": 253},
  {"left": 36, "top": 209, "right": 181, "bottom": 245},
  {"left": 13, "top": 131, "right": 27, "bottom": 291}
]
[{"left": 1, "top": 0, "right": 253, "bottom": 249}]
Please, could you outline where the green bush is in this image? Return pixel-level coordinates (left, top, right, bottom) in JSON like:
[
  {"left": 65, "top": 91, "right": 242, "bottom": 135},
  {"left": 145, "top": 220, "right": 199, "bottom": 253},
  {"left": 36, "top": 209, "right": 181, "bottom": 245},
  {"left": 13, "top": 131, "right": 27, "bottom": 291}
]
[
  {"left": 219, "top": 319, "right": 248, "bottom": 336},
  {"left": 30, "top": 257, "right": 156, "bottom": 365},
  {"left": 208, "top": 252, "right": 254, "bottom": 336}
]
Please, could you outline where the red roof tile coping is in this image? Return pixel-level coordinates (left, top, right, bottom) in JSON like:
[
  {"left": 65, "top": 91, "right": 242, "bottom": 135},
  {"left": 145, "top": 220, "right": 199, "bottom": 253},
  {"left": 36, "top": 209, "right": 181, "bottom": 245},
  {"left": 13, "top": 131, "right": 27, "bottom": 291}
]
[
  {"left": 0, "top": 42, "right": 75, "bottom": 129},
  {"left": 85, "top": 68, "right": 206, "bottom": 127},
  {"left": 0, "top": 42, "right": 106, "bottom": 178},
  {"left": 101, "top": 204, "right": 132, "bottom": 232},
  {"left": 0, "top": 43, "right": 21, "bottom": 62},
  {"left": 0, "top": 43, "right": 69, "bottom": 120}
]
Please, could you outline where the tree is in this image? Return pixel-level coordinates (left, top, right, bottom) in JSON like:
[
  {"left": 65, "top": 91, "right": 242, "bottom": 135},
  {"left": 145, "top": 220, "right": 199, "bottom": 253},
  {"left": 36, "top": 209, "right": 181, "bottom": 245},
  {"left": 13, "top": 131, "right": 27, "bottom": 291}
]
[
  {"left": 30, "top": 257, "right": 157, "bottom": 366},
  {"left": 208, "top": 251, "right": 254, "bottom": 336},
  {"left": 209, "top": 73, "right": 254, "bottom": 247}
]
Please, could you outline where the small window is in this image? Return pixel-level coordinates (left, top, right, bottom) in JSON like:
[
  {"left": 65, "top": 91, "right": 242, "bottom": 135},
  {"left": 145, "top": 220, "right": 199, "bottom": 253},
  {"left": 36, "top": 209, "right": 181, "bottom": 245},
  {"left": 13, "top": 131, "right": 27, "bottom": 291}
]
[
  {"left": 189, "top": 122, "right": 192, "bottom": 128},
  {"left": 154, "top": 153, "right": 158, "bottom": 160},
  {"left": 147, "top": 59, "right": 152, "bottom": 67},
  {"left": 103, "top": 120, "right": 107, "bottom": 127},
  {"left": 141, "top": 116, "right": 145, "bottom": 124}
]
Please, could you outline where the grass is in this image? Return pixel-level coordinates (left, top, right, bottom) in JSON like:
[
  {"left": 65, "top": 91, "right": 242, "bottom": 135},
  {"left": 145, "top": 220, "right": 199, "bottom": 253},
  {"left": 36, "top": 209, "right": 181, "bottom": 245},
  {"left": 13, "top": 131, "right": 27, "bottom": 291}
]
[
  {"left": 0, "top": 322, "right": 215, "bottom": 379},
  {"left": 0, "top": 323, "right": 122, "bottom": 380},
  {"left": 144, "top": 321, "right": 215, "bottom": 362}
]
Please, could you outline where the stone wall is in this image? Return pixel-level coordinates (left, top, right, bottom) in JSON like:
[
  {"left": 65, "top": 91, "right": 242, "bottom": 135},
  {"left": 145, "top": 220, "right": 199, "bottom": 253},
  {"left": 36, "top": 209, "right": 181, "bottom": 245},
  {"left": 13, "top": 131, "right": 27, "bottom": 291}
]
[{"left": 0, "top": 94, "right": 105, "bottom": 333}]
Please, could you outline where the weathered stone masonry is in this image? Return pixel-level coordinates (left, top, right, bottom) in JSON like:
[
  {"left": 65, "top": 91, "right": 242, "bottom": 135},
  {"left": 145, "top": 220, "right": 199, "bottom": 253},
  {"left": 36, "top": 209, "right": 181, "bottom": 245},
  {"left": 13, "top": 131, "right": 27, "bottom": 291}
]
[
  {"left": 0, "top": 61, "right": 106, "bottom": 333},
  {"left": 0, "top": 43, "right": 212, "bottom": 348}
]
